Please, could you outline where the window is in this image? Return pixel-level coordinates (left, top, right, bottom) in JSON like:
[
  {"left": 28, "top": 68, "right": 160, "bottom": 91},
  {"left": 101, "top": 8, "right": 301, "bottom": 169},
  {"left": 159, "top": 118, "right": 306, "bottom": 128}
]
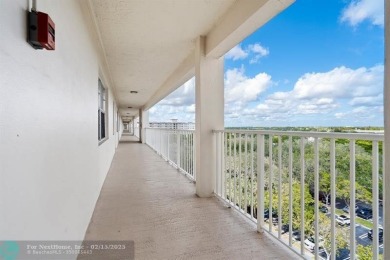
[
  {"left": 117, "top": 110, "right": 120, "bottom": 132},
  {"left": 98, "top": 79, "right": 107, "bottom": 142},
  {"left": 113, "top": 102, "right": 115, "bottom": 135}
]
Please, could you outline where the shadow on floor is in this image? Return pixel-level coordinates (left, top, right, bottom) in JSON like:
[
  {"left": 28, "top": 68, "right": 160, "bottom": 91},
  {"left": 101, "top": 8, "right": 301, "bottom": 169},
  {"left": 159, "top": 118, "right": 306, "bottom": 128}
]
[{"left": 119, "top": 140, "right": 140, "bottom": 144}]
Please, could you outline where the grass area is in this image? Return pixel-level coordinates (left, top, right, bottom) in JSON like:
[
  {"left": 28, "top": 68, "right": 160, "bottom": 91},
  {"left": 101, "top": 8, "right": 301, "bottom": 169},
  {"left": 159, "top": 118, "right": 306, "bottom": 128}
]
[
  {"left": 355, "top": 217, "right": 373, "bottom": 229},
  {"left": 335, "top": 208, "right": 344, "bottom": 215},
  {"left": 335, "top": 208, "right": 373, "bottom": 229}
]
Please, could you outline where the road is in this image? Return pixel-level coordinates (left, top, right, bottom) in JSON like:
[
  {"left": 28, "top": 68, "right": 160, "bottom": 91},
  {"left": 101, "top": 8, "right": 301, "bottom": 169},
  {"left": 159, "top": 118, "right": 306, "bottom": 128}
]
[
  {"left": 322, "top": 202, "right": 383, "bottom": 259},
  {"left": 336, "top": 199, "right": 383, "bottom": 226},
  {"left": 355, "top": 224, "right": 383, "bottom": 254}
]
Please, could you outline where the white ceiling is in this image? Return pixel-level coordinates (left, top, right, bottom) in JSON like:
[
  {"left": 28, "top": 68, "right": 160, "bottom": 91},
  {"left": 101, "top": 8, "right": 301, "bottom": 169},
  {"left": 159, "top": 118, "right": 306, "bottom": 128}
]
[{"left": 89, "top": 0, "right": 237, "bottom": 118}]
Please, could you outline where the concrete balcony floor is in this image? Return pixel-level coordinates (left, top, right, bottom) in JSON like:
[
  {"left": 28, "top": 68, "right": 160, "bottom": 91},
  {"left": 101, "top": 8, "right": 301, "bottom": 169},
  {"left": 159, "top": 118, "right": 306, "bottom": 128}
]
[{"left": 82, "top": 135, "right": 295, "bottom": 260}]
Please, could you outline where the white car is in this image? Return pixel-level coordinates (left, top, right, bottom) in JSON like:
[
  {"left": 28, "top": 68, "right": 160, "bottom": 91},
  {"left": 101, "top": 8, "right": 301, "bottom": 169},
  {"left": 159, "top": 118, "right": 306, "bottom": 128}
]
[
  {"left": 336, "top": 215, "right": 350, "bottom": 226},
  {"left": 304, "top": 237, "right": 324, "bottom": 252},
  {"left": 304, "top": 237, "right": 315, "bottom": 252}
]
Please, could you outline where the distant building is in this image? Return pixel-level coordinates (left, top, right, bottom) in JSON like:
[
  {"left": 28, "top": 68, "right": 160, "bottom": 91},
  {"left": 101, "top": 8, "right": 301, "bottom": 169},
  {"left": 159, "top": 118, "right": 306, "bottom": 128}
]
[{"left": 149, "top": 119, "right": 195, "bottom": 130}]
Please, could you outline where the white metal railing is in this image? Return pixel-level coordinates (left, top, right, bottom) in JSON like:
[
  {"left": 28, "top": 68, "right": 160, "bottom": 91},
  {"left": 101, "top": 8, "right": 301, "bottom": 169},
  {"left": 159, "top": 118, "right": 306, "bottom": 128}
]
[
  {"left": 213, "top": 129, "right": 384, "bottom": 260},
  {"left": 146, "top": 128, "right": 196, "bottom": 180}
]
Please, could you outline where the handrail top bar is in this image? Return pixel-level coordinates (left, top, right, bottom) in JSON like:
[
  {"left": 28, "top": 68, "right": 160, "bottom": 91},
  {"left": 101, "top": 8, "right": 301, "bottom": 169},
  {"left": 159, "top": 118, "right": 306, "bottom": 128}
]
[
  {"left": 212, "top": 129, "right": 384, "bottom": 141},
  {"left": 145, "top": 127, "right": 195, "bottom": 132},
  {"left": 145, "top": 127, "right": 384, "bottom": 141}
]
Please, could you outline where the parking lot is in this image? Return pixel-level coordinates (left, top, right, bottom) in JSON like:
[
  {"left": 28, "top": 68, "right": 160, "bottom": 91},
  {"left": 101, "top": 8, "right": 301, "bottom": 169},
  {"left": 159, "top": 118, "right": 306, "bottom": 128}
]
[
  {"left": 265, "top": 211, "right": 383, "bottom": 259},
  {"left": 355, "top": 224, "right": 383, "bottom": 254}
]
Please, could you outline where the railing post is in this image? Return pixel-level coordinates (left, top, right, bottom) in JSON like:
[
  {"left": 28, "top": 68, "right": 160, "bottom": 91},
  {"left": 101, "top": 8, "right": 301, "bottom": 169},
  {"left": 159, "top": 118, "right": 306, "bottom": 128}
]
[
  {"left": 350, "top": 140, "right": 356, "bottom": 260},
  {"left": 215, "top": 132, "right": 220, "bottom": 194},
  {"left": 185, "top": 132, "right": 188, "bottom": 174},
  {"left": 330, "top": 138, "right": 336, "bottom": 259},
  {"left": 300, "top": 137, "right": 305, "bottom": 255},
  {"left": 268, "top": 135, "right": 273, "bottom": 233},
  {"left": 167, "top": 131, "right": 170, "bottom": 162},
  {"left": 164, "top": 130, "right": 167, "bottom": 159},
  {"left": 373, "top": 141, "right": 379, "bottom": 259},
  {"left": 176, "top": 131, "right": 181, "bottom": 169},
  {"left": 288, "top": 136, "right": 293, "bottom": 246},
  {"left": 193, "top": 133, "right": 196, "bottom": 180},
  {"left": 221, "top": 132, "right": 225, "bottom": 199},
  {"left": 384, "top": 0, "right": 389, "bottom": 258},
  {"left": 159, "top": 129, "right": 162, "bottom": 155},
  {"left": 277, "top": 136, "right": 282, "bottom": 239},
  {"left": 257, "top": 134, "right": 264, "bottom": 232},
  {"left": 314, "top": 137, "right": 319, "bottom": 260}
]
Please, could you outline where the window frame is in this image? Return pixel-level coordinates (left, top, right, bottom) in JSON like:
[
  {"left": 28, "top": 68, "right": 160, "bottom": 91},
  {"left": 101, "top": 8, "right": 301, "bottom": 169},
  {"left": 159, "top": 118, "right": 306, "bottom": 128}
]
[
  {"left": 113, "top": 101, "right": 115, "bottom": 135},
  {"left": 98, "top": 79, "right": 108, "bottom": 144},
  {"left": 116, "top": 110, "right": 120, "bottom": 133}
]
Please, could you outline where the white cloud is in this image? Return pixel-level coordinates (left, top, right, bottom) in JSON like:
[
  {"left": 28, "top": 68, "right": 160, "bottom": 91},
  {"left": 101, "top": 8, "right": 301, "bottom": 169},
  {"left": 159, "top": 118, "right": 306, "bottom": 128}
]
[
  {"left": 224, "top": 66, "right": 272, "bottom": 116},
  {"left": 225, "top": 45, "right": 248, "bottom": 61},
  {"left": 292, "top": 65, "right": 383, "bottom": 99},
  {"left": 150, "top": 64, "right": 383, "bottom": 126},
  {"left": 149, "top": 78, "right": 195, "bottom": 122},
  {"left": 225, "top": 66, "right": 272, "bottom": 103},
  {"left": 296, "top": 99, "right": 338, "bottom": 114},
  {"left": 149, "top": 104, "right": 195, "bottom": 122},
  {"left": 236, "top": 65, "right": 383, "bottom": 123},
  {"left": 246, "top": 97, "right": 338, "bottom": 117},
  {"left": 341, "top": 0, "right": 384, "bottom": 27},
  {"left": 335, "top": 112, "right": 347, "bottom": 119},
  {"left": 248, "top": 43, "right": 269, "bottom": 64},
  {"left": 225, "top": 43, "right": 269, "bottom": 63},
  {"left": 249, "top": 43, "right": 269, "bottom": 56},
  {"left": 158, "top": 77, "right": 195, "bottom": 107},
  {"left": 334, "top": 105, "right": 383, "bottom": 122},
  {"left": 186, "top": 104, "right": 195, "bottom": 113},
  {"left": 349, "top": 94, "right": 383, "bottom": 106}
]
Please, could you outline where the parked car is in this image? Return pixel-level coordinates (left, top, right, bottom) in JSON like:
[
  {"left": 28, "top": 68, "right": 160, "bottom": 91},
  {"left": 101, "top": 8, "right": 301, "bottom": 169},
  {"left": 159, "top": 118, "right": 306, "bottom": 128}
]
[
  {"left": 342, "top": 205, "right": 358, "bottom": 214},
  {"left": 356, "top": 208, "right": 373, "bottom": 220},
  {"left": 292, "top": 230, "right": 301, "bottom": 241},
  {"left": 304, "top": 236, "right": 324, "bottom": 252},
  {"left": 368, "top": 228, "right": 383, "bottom": 242},
  {"left": 264, "top": 209, "right": 278, "bottom": 222},
  {"left": 272, "top": 213, "right": 278, "bottom": 225},
  {"left": 318, "top": 247, "right": 329, "bottom": 260},
  {"left": 281, "top": 224, "right": 289, "bottom": 234},
  {"left": 336, "top": 215, "right": 350, "bottom": 226},
  {"left": 304, "top": 237, "right": 316, "bottom": 252},
  {"left": 319, "top": 205, "right": 328, "bottom": 213},
  {"left": 264, "top": 209, "right": 269, "bottom": 220}
]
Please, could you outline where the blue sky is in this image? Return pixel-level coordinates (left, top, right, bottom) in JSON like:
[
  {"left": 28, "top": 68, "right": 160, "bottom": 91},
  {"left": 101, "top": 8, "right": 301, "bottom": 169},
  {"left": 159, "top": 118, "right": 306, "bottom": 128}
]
[{"left": 149, "top": 0, "right": 384, "bottom": 127}]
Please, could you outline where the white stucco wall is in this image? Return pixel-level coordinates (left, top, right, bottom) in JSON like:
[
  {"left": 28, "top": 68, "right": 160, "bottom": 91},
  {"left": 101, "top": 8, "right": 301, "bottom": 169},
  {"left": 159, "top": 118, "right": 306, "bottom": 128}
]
[{"left": 0, "top": 0, "right": 121, "bottom": 240}]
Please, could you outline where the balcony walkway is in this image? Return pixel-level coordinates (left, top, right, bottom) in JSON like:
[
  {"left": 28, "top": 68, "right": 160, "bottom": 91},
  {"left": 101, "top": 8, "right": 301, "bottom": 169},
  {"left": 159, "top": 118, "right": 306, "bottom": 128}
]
[{"left": 82, "top": 135, "right": 295, "bottom": 259}]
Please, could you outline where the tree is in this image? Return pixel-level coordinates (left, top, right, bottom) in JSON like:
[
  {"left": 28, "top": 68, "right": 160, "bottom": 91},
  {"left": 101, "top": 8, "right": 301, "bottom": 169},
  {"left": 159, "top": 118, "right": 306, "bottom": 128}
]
[
  {"left": 356, "top": 244, "right": 383, "bottom": 260},
  {"left": 320, "top": 172, "right": 331, "bottom": 205},
  {"left": 317, "top": 214, "right": 348, "bottom": 255},
  {"left": 270, "top": 181, "right": 314, "bottom": 234},
  {"left": 336, "top": 178, "right": 371, "bottom": 207}
]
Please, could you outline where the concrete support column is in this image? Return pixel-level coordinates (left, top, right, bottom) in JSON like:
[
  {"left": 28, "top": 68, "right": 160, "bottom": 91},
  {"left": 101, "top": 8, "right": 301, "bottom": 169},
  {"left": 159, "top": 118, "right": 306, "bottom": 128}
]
[
  {"left": 131, "top": 117, "right": 135, "bottom": 135},
  {"left": 138, "top": 110, "right": 142, "bottom": 141},
  {"left": 384, "top": 0, "right": 389, "bottom": 258},
  {"left": 140, "top": 109, "right": 149, "bottom": 144},
  {"left": 195, "top": 36, "right": 224, "bottom": 197}
]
